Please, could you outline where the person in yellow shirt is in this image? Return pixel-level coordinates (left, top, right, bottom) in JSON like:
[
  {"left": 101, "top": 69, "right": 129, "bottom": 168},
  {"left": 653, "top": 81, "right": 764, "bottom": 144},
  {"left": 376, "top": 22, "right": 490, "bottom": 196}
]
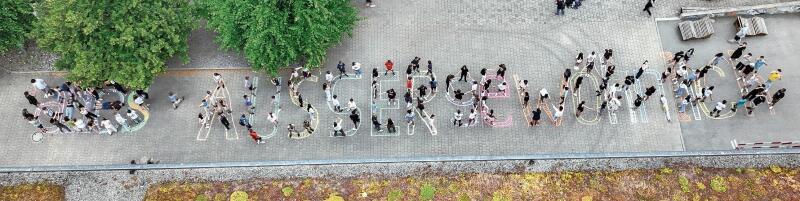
[{"left": 766, "top": 69, "right": 782, "bottom": 90}]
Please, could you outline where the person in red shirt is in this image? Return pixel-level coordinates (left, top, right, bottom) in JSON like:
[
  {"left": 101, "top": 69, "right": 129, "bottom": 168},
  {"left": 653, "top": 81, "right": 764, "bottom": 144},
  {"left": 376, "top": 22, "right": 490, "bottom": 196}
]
[
  {"left": 249, "top": 128, "right": 264, "bottom": 144},
  {"left": 384, "top": 60, "right": 395, "bottom": 76},
  {"left": 405, "top": 76, "right": 413, "bottom": 92}
]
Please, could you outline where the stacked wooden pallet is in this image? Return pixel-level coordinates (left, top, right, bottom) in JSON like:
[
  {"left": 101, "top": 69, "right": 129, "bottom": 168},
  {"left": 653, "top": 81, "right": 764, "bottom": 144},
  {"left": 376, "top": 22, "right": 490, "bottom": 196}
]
[
  {"left": 678, "top": 17, "right": 715, "bottom": 41},
  {"left": 736, "top": 16, "right": 769, "bottom": 36}
]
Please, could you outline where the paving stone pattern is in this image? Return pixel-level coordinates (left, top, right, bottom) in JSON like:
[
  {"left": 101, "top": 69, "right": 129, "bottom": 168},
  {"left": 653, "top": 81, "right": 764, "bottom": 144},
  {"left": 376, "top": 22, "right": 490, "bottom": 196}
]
[{"left": 0, "top": 0, "right": 794, "bottom": 166}]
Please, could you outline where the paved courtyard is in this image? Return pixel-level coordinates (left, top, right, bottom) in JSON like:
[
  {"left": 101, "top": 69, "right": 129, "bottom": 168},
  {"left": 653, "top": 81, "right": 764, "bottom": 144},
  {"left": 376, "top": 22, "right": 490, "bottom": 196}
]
[{"left": 0, "top": 0, "right": 797, "bottom": 167}]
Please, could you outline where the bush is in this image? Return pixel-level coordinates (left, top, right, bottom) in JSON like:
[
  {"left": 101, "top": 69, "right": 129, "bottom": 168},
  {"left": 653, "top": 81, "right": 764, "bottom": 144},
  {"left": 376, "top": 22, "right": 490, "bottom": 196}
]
[
  {"left": 678, "top": 176, "right": 691, "bottom": 193},
  {"left": 710, "top": 176, "right": 728, "bottom": 193},
  {"left": 32, "top": 0, "right": 196, "bottom": 89},
  {"left": 387, "top": 190, "right": 402, "bottom": 201},
  {"left": 229, "top": 191, "right": 247, "bottom": 201},
  {"left": 419, "top": 184, "right": 436, "bottom": 200},
  {"left": 281, "top": 186, "right": 293, "bottom": 197},
  {"left": 0, "top": 0, "right": 35, "bottom": 54}
]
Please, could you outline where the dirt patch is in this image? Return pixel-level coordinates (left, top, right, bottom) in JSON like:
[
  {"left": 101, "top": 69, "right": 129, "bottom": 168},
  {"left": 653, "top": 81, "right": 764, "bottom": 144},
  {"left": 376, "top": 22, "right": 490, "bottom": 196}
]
[
  {"left": 0, "top": 183, "right": 65, "bottom": 201},
  {"left": 145, "top": 165, "right": 800, "bottom": 200}
]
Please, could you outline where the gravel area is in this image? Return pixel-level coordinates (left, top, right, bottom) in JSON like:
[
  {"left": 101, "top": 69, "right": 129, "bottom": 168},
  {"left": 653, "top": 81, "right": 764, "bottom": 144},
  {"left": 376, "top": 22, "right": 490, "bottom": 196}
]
[
  {"left": 0, "top": 42, "right": 58, "bottom": 72},
  {"left": 1, "top": 154, "right": 799, "bottom": 200}
]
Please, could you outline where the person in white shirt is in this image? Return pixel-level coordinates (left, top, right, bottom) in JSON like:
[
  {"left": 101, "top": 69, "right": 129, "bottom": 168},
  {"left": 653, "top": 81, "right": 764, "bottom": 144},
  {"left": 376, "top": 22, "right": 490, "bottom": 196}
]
[
  {"left": 453, "top": 110, "right": 463, "bottom": 126},
  {"left": 497, "top": 82, "right": 507, "bottom": 93},
  {"left": 467, "top": 109, "right": 478, "bottom": 126},
  {"left": 102, "top": 118, "right": 116, "bottom": 134},
  {"left": 127, "top": 109, "right": 141, "bottom": 124},
  {"left": 346, "top": 98, "right": 357, "bottom": 111},
  {"left": 352, "top": 62, "right": 362, "bottom": 78},
  {"left": 74, "top": 118, "right": 86, "bottom": 132},
  {"left": 325, "top": 71, "right": 334, "bottom": 84},
  {"left": 267, "top": 112, "right": 278, "bottom": 124},
  {"left": 291, "top": 67, "right": 301, "bottom": 80},
  {"left": 518, "top": 80, "right": 528, "bottom": 92},
  {"left": 659, "top": 95, "right": 670, "bottom": 122},
  {"left": 609, "top": 96, "right": 622, "bottom": 114},
  {"left": 115, "top": 113, "right": 129, "bottom": 130},
  {"left": 552, "top": 105, "right": 564, "bottom": 121},
  {"left": 331, "top": 95, "right": 342, "bottom": 112},
  {"left": 710, "top": 100, "right": 727, "bottom": 117},
  {"left": 134, "top": 95, "right": 148, "bottom": 110},
  {"left": 470, "top": 81, "right": 478, "bottom": 93},
  {"left": 428, "top": 114, "right": 437, "bottom": 134},
  {"left": 213, "top": 73, "right": 225, "bottom": 89},
  {"left": 539, "top": 88, "right": 549, "bottom": 104},
  {"left": 30, "top": 79, "right": 48, "bottom": 94},
  {"left": 586, "top": 51, "right": 596, "bottom": 67}
]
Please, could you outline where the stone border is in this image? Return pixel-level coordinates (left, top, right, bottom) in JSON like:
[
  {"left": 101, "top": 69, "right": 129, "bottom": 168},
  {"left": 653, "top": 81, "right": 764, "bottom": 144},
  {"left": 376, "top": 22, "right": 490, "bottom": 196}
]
[
  {"left": 3, "top": 149, "right": 800, "bottom": 173},
  {"left": 680, "top": 1, "right": 800, "bottom": 19}
]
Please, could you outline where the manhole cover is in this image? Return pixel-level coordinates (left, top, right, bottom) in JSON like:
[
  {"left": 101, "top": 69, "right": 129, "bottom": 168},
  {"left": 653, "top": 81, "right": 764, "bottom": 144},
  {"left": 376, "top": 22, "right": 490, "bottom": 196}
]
[{"left": 32, "top": 132, "right": 44, "bottom": 143}]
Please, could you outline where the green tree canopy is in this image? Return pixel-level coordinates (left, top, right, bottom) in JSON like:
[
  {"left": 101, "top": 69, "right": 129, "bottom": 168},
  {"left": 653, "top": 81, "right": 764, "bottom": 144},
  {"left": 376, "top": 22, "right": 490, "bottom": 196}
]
[
  {"left": 202, "top": 0, "right": 358, "bottom": 75},
  {"left": 32, "top": 0, "right": 196, "bottom": 89},
  {"left": 0, "top": 0, "right": 35, "bottom": 54}
]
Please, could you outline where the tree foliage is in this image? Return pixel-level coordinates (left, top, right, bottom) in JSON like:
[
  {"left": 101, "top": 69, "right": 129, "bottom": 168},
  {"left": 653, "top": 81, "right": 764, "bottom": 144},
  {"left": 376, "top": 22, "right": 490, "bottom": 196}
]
[
  {"left": 202, "top": 0, "right": 358, "bottom": 75},
  {"left": 32, "top": 0, "right": 196, "bottom": 89},
  {"left": 0, "top": 0, "right": 35, "bottom": 54}
]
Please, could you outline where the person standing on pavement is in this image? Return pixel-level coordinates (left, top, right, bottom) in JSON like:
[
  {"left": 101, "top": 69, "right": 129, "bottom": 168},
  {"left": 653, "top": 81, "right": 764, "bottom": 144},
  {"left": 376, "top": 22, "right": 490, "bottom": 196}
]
[
  {"left": 332, "top": 95, "right": 342, "bottom": 112},
  {"left": 531, "top": 107, "right": 542, "bottom": 126},
  {"left": 574, "top": 52, "right": 584, "bottom": 71},
  {"left": 429, "top": 77, "right": 438, "bottom": 95},
  {"left": 467, "top": 109, "right": 478, "bottom": 126},
  {"left": 101, "top": 118, "right": 115, "bottom": 134},
  {"left": 323, "top": 83, "right": 332, "bottom": 102},
  {"left": 496, "top": 64, "right": 507, "bottom": 79},
  {"left": 371, "top": 114, "right": 383, "bottom": 132},
  {"left": 219, "top": 114, "right": 231, "bottom": 130},
  {"left": 365, "top": 0, "right": 375, "bottom": 7},
  {"left": 445, "top": 74, "right": 455, "bottom": 92},
  {"left": 244, "top": 76, "right": 256, "bottom": 95},
  {"left": 384, "top": 60, "right": 395, "bottom": 76},
  {"left": 459, "top": 65, "right": 469, "bottom": 82},
  {"left": 239, "top": 114, "right": 252, "bottom": 128},
  {"left": 127, "top": 109, "right": 141, "bottom": 124},
  {"left": 428, "top": 114, "right": 437, "bottom": 134},
  {"left": 287, "top": 124, "right": 300, "bottom": 138},
  {"left": 426, "top": 60, "right": 434, "bottom": 76},
  {"left": 24, "top": 91, "right": 39, "bottom": 106},
  {"left": 769, "top": 88, "right": 786, "bottom": 110},
  {"left": 576, "top": 101, "right": 585, "bottom": 117},
  {"left": 643, "top": 0, "right": 654, "bottom": 16},
  {"left": 168, "top": 92, "right": 184, "bottom": 109},
  {"left": 349, "top": 110, "right": 360, "bottom": 129},
  {"left": 730, "top": 24, "right": 750, "bottom": 44},
  {"left": 453, "top": 110, "right": 463, "bottom": 126},
  {"left": 573, "top": 77, "right": 583, "bottom": 96},
  {"left": 213, "top": 73, "right": 226, "bottom": 89},
  {"left": 30, "top": 79, "right": 48, "bottom": 95},
  {"left": 372, "top": 67, "right": 380, "bottom": 80},
  {"left": 644, "top": 86, "right": 656, "bottom": 101},
  {"left": 555, "top": 0, "right": 565, "bottom": 16},
  {"left": 765, "top": 69, "right": 782, "bottom": 90},
  {"left": 404, "top": 109, "right": 415, "bottom": 126},
  {"left": 325, "top": 71, "right": 334, "bottom": 85},
  {"left": 249, "top": 128, "right": 264, "bottom": 144},
  {"left": 386, "top": 118, "right": 397, "bottom": 133},
  {"left": 730, "top": 43, "right": 747, "bottom": 61},
  {"left": 633, "top": 94, "right": 643, "bottom": 109},
  {"left": 387, "top": 88, "right": 397, "bottom": 105},
  {"left": 333, "top": 121, "right": 345, "bottom": 136},
  {"left": 337, "top": 61, "right": 348, "bottom": 78},
  {"left": 352, "top": 62, "right": 362, "bottom": 78},
  {"left": 710, "top": 100, "right": 727, "bottom": 117},
  {"left": 753, "top": 56, "right": 768, "bottom": 73},
  {"left": 636, "top": 60, "right": 648, "bottom": 80}
]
